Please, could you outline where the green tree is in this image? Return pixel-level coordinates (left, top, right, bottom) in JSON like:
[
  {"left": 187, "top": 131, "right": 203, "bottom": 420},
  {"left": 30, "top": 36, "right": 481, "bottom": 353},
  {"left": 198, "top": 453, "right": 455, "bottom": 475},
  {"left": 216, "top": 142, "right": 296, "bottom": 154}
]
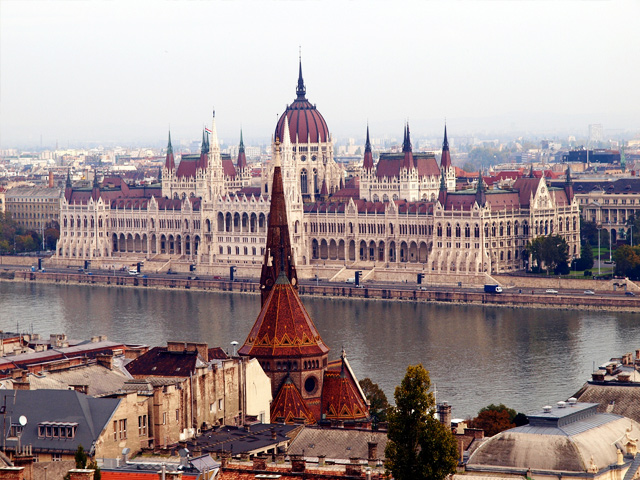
[
  {"left": 385, "top": 365, "right": 458, "bottom": 480},
  {"left": 63, "top": 445, "right": 101, "bottom": 480},
  {"left": 580, "top": 218, "right": 598, "bottom": 246},
  {"left": 613, "top": 245, "right": 640, "bottom": 277},
  {"left": 359, "top": 378, "right": 389, "bottom": 423},
  {"left": 577, "top": 242, "right": 594, "bottom": 270},
  {"left": 526, "top": 235, "right": 569, "bottom": 274}
]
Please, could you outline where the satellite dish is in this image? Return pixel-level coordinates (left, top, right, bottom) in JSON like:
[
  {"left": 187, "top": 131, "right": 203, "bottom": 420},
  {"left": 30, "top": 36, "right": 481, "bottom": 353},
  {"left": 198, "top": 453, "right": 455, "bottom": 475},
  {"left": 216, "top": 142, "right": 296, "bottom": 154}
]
[{"left": 19, "top": 415, "right": 27, "bottom": 426}]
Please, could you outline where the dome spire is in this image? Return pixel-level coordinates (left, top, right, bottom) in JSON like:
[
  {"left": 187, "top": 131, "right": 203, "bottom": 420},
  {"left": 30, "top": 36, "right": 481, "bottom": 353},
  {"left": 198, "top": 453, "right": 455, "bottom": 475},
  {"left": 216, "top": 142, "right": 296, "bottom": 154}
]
[
  {"left": 363, "top": 124, "right": 374, "bottom": 171},
  {"left": 296, "top": 49, "right": 306, "bottom": 100},
  {"left": 440, "top": 123, "right": 452, "bottom": 169},
  {"left": 165, "top": 130, "right": 175, "bottom": 170}
]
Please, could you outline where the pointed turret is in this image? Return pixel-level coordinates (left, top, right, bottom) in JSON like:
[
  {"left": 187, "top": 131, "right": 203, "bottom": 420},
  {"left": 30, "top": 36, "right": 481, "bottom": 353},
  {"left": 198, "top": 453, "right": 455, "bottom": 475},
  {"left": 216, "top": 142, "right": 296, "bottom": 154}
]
[
  {"left": 528, "top": 164, "right": 535, "bottom": 178},
  {"left": 64, "top": 169, "right": 73, "bottom": 201},
  {"left": 259, "top": 139, "right": 298, "bottom": 306},
  {"left": 165, "top": 131, "right": 175, "bottom": 170},
  {"left": 237, "top": 129, "right": 247, "bottom": 170},
  {"left": 475, "top": 170, "right": 486, "bottom": 207},
  {"left": 564, "top": 165, "right": 574, "bottom": 203},
  {"left": 438, "top": 169, "right": 447, "bottom": 205},
  {"left": 91, "top": 169, "right": 100, "bottom": 201},
  {"left": 363, "top": 124, "right": 374, "bottom": 171},
  {"left": 402, "top": 122, "right": 414, "bottom": 170},
  {"left": 440, "top": 124, "right": 452, "bottom": 169},
  {"left": 296, "top": 55, "right": 306, "bottom": 100},
  {"left": 199, "top": 129, "right": 208, "bottom": 170},
  {"left": 65, "top": 169, "right": 72, "bottom": 189}
]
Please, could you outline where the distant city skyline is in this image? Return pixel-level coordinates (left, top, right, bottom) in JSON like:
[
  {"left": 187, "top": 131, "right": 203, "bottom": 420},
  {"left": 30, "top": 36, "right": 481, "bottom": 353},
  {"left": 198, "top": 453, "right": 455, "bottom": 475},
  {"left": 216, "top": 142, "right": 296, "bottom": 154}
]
[{"left": 1, "top": 0, "right": 639, "bottom": 149}]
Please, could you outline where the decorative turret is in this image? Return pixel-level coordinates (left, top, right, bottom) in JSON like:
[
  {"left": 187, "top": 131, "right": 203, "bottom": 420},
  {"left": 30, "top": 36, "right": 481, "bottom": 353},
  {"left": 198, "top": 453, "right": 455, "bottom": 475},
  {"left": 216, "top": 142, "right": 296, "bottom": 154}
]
[
  {"left": 259, "top": 139, "right": 298, "bottom": 306},
  {"left": 198, "top": 129, "right": 209, "bottom": 170},
  {"left": 91, "top": 168, "right": 100, "bottom": 201},
  {"left": 402, "top": 122, "right": 414, "bottom": 171},
  {"left": 237, "top": 129, "right": 247, "bottom": 170},
  {"left": 564, "top": 165, "right": 574, "bottom": 203},
  {"left": 165, "top": 131, "right": 175, "bottom": 171},
  {"left": 440, "top": 124, "right": 452, "bottom": 169},
  {"left": 438, "top": 169, "right": 447, "bottom": 205},
  {"left": 363, "top": 125, "right": 374, "bottom": 171},
  {"left": 529, "top": 164, "right": 535, "bottom": 178},
  {"left": 64, "top": 169, "right": 73, "bottom": 201},
  {"left": 475, "top": 170, "right": 486, "bottom": 207}
]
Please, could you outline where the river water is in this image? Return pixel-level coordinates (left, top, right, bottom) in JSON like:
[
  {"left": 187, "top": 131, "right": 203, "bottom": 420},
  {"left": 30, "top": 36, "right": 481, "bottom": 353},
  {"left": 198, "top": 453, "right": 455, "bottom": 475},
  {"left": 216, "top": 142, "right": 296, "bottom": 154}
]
[{"left": 2, "top": 281, "right": 639, "bottom": 419}]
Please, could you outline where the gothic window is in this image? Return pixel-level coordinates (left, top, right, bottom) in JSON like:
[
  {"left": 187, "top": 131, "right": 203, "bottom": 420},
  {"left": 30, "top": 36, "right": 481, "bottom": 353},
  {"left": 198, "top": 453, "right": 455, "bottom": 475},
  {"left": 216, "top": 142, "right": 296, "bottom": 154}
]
[
  {"left": 465, "top": 224, "right": 471, "bottom": 238},
  {"left": 499, "top": 223, "right": 504, "bottom": 236},
  {"left": 313, "top": 169, "right": 318, "bottom": 194},
  {"left": 437, "top": 224, "right": 442, "bottom": 237},
  {"left": 475, "top": 225, "right": 480, "bottom": 238},
  {"left": 446, "top": 223, "right": 452, "bottom": 237},
  {"left": 300, "top": 169, "right": 308, "bottom": 194},
  {"left": 455, "top": 224, "right": 461, "bottom": 237}
]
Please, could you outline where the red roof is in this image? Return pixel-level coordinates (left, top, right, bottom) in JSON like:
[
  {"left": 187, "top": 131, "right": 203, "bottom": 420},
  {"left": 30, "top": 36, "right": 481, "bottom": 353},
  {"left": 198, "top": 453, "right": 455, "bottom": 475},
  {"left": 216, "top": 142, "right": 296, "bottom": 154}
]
[
  {"left": 375, "top": 153, "right": 439, "bottom": 179},
  {"left": 322, "top": 361, "right": 368, "bottom": 421},
  {"left": 512, "top": 176, "right": 541, "bottom": 207},
  {"left": 275, "top": 99, "right": 329, "bottom": 144},
  {"left": 125, "top": 346, "right": 200, "bottom": 377},
  {"left": 238, "top": 276, "right": 329, "bottom": 358},
  {"left": 270, "top": 378, "right": 316, "bottom": 424},
  {"left": 176, "top": 157, "right": 199, "bottom": 178},
  {"left": 222, "top": 158, "right": 237, "bottom": 178}
]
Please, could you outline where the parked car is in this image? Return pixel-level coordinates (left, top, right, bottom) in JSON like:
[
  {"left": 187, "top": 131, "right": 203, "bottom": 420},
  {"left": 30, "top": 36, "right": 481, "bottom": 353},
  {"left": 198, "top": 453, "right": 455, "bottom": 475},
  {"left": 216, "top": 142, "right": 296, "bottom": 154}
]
[
  {"left": 584, "top": 290, "right": 595, "bottom": 295},
  {"left": 625, "top": 291, "right": 636, "bottom": 296},
  {"left": 545, "top": 289, "right": 559, "bottom": 294}
]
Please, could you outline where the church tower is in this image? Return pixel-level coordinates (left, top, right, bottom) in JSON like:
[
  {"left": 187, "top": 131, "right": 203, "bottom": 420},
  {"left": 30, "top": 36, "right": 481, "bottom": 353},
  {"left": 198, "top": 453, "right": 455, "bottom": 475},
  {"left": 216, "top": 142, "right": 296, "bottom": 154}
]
[
  {"left": 238, "top": 142, "right": 368, "bottom": 424},
  {"left": 161, "top": 131, "right": 175, "bottom": 198},
  {"left": 207, "top": 110, "right": 226, "bottom": 200}
]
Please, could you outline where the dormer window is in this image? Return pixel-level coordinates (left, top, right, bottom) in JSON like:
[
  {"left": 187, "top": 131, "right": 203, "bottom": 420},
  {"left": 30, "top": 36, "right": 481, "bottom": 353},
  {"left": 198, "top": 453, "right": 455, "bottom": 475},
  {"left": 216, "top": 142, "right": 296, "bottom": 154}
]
[{"left": 38, "top": 422, "right": 77, "bottom": 439}]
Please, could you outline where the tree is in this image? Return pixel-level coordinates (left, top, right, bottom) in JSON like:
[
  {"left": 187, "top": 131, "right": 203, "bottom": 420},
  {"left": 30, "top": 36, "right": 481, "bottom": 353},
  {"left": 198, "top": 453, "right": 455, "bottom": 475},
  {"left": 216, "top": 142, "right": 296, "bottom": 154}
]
[
  {"left": 385, "top": 365, "right": 458, "bottom": 480},
  {"left": 580, "top": 219, "right": 599, "bottom": 246},
  {"left": 359, "top": 378, "right": 389, "bottom": 423},
  {"left": 525, "top": 235, "right": 569, "bottom": 274},
  {"left": 63, "top": 445, "right": 101, "bottom": 480},
  {"left": 576, "top": 242, "right": 594, "bottom": 270},
  {"left": 613, "top": 245, "right": 640, "bottom": 278},
  {"left": 468, "top": 404, "right": 516, "bottom": 437}
]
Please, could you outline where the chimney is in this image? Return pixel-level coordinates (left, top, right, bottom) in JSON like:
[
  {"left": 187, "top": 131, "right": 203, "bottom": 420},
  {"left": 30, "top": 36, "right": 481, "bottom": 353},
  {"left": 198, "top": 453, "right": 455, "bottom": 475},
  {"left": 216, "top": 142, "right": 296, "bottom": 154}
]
[
  {"left": 186, "top": 343, "right": 208, "bottom": 362},
  {"left": 345, "top": 460, "right": 362, "bottom": 476},
  {"left": 290, "top": 455, "right": 306, "bottom": 473},
  {"left": 11, "top": 369, "right": 25, "bottom": 380},
  {"left": 96, "top": 354, "right": 113, "bottom": 370},
  {"left": 318, "top": 455, "right": 326, "bottom": 467},
  {"left": 0, "top": 467, "right": 24, "bottom": 480},
  {"left": 592, "top": 371, "right": 605, "bottom": 382},
  {"left": 252, "top": 455, "right": 267, "bottom": 471},
  {"left": 437, "top": 402, "right": 452, "bottom": 429},
  {"left": 48, "top": 171, "right": 54, "bottom": 188},
  {"left": 156, "top": 471, "right": 182, "bottom": 480},
  {"left": 13, "top": 453, "right": 34, "bottom": 480},
  {"left": 270, "top": 428, "right": 277, "bottom": 440},
  {"left": 367, "top": 442, "right": 378, "bottom": 466},
  {"left": 67, "top": 470, "right": 95, "bottom": 480},
  {"left": 167, "top": 341, "right": 185, "bottom": 353}
]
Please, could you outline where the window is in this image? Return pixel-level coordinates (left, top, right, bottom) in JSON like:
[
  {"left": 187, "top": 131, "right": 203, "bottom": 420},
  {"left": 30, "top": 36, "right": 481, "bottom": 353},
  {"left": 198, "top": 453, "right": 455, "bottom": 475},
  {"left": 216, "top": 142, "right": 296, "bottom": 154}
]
[
  {"left": 138, "top": 415, "right": 147, "bottom": 436},
  {"left": 52, "top": 453, "right": 62, "bottom": 462},
  {"left": 163, "top": 412, "right": 167, "bottom": 425},
  {"left": 117, "top": 419, "right": 127, "bottom": 440},
  {"left": 218, "top": 399, "right": 223, "bottom": 410},
  {"left": 176, "top": 409, "right": 180, "bottom": 422}
]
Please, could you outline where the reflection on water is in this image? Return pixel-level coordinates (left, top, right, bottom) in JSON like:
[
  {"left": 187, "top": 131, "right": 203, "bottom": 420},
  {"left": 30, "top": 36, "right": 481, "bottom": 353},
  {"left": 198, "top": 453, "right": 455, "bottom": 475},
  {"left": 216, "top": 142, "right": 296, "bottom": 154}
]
[{"left": 2, "top": 281, "right": 639, "bottom": 418}]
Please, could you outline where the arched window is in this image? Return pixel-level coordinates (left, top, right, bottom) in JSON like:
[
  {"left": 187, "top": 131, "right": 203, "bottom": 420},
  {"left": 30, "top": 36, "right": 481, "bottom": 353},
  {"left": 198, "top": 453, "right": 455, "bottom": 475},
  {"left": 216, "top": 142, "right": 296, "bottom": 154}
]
[{"left": 300, "top": 169, "right": 308, "bottom": 194}]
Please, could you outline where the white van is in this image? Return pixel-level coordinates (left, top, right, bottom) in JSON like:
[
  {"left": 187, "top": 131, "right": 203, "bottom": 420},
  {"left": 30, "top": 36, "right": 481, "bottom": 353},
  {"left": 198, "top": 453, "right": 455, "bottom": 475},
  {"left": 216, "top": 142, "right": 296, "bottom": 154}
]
[
  {"left": 345, "top": 278, "right": 355, "bottom": 284},
  {"left": 128, "top": 268, "right": 139, "bottom": 276}
]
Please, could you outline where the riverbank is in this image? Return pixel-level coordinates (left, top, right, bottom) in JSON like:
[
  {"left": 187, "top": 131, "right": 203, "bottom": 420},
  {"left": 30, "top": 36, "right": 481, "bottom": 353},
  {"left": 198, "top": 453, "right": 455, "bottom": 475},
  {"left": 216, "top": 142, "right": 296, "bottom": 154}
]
[{"left": 2, "top": 267, "right": 640, "bottom": 312}]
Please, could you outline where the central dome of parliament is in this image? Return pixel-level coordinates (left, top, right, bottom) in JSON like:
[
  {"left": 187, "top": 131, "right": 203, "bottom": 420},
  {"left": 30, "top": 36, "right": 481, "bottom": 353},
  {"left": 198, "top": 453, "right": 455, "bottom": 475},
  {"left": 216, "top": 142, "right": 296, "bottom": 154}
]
[{"left": 275, "top": 61, "right": 329, "bottom": 144}]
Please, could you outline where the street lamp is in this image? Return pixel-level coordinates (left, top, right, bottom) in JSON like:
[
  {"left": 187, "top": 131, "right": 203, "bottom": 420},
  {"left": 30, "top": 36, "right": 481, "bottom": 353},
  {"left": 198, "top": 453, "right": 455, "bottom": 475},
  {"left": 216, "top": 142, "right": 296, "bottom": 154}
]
[
  {"left": 608, "top": 222, "right": 612, "bottom": 262},
  {"left": 597, "top": 223, "right": 601, "bottom": 276}
]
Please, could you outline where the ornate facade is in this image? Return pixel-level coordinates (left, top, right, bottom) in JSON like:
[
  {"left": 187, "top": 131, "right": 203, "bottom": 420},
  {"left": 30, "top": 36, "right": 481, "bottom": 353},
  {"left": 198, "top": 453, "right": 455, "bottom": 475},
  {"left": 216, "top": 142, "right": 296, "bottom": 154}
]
[{"left": 55, "top": 61, "right": 581, "bottom": 275}]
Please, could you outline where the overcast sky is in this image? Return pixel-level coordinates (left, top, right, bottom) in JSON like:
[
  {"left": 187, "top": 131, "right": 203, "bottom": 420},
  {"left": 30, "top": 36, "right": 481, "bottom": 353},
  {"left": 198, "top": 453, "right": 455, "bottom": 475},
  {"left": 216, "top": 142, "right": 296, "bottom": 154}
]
[{"left": 1, "top": 0, "right": 639, "bottom": 149}]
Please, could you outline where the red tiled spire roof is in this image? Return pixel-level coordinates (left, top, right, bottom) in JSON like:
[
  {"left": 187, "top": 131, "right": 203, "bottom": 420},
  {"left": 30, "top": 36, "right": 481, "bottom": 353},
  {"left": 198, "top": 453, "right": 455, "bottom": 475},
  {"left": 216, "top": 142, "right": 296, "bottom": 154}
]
[
  {"left": 238, "top": 273, "right": 329, "bottom": 358},
  {"left": 440, "top": 124, "right": 451, "bottom": 169},
  {"left": 270, "top": 377, "right": 315, "bottom": 424},
  {"left": 322, "top": 356, "right": 368, "bottom": 421},
  {"left": 165, "top": 131, "right": 175, "bottom": 170},
  {"left": 258, "top": 149, "right": 298, "bottom": 306}
]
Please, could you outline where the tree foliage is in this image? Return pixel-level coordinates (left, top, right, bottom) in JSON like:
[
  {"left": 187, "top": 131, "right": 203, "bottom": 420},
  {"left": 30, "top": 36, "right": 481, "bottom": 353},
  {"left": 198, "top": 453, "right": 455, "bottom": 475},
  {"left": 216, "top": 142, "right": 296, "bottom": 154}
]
[
  {"left": 575, "top": 242, "right": 594, "bottom": 270},
  {"left": 526, "top": 235, "right": 569, "bottom": 273},
  {"left": 580, "top": 219, "right": 599, "bottom": 246},
  {"left": 0, "top": 212, "right": 58, "bottom": 253},
  {"left": 613, "top": 245, "right": 640, "bottom": 279},
  {"left": 385, "top": 365, "right": 458, "bottom": 480},
  {"left": 359, "top": 378, "right": 389, "bottom": 423},
  {"left": 468, "top": 404, "right": 518, "bottom": 437},
  {"left": 63, "top": 445, "right": 101, "bottom": 480}
]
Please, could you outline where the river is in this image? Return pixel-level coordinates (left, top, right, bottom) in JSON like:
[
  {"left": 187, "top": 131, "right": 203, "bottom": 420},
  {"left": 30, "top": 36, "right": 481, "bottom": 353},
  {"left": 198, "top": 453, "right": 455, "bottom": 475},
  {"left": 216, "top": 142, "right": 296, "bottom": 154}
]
[{"left": 2, "top": 281, "right": 639, "bottom": 419}]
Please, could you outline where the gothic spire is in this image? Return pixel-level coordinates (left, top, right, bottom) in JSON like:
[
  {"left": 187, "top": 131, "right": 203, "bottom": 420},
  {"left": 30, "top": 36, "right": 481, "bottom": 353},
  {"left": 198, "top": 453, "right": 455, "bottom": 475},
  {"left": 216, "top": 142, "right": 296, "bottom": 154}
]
[
  {"left": 402, "top": 122, "right": 414, "bottom": 170},
  {"left": 296, "top": 53, "right": 306, "bottom": 100},
  {"left": 237, "top": 128, "right": 247, "bottom": 170},
  {"left": 165, "top": 131, "right": 175, "bottom": 170},
  {"left": 440, "top": 124, "right": 452, "bottom": 169},
  {"left": 363, "top": 124, "right": 374, "bottom": 171},
  {"left": 66, "top": 169, "right": 72, "bottom": 188},
  {"left": 259, "top": 141, "right": 298, "bottom": 306}
]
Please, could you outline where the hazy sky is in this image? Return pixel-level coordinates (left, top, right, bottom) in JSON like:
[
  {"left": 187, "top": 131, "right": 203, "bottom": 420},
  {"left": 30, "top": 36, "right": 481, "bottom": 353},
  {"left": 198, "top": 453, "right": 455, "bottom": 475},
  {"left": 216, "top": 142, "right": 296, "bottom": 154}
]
[{"left": 1, "top": 0, "right": 639, "bottom": 149}]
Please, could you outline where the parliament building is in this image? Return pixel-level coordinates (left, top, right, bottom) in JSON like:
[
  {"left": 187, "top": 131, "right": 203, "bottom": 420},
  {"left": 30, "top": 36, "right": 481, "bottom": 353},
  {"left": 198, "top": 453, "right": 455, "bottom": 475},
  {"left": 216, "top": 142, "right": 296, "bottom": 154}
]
[{"left": 56, "top": 61, "right": 581, "bottom": 276}]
